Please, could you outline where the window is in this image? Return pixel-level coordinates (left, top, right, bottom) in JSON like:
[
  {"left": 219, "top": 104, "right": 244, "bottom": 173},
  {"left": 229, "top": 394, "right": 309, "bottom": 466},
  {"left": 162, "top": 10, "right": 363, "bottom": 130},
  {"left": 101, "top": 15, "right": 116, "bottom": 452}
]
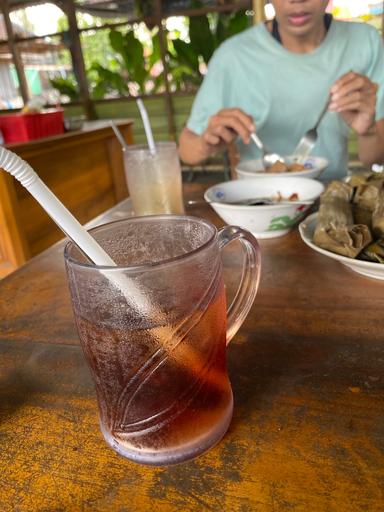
[{"left": 328, "top": 0, "right": 383, "bottom": 32}]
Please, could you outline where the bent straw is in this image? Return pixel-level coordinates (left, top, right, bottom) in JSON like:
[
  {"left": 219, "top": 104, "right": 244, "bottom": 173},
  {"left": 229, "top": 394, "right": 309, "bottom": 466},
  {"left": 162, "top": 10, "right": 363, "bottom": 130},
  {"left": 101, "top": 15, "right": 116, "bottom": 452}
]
[
  {"left": 136, "top": 98, "right": 156, "bottom": 154},
  {"left": 110, "top": 121, "right": 129, "bottom": 151},
  {"left": 0, "top": 146, "right": 152, "bottom": 316},
  {"left": 0, "top": 146, "right": 115, "bottom": 266}
]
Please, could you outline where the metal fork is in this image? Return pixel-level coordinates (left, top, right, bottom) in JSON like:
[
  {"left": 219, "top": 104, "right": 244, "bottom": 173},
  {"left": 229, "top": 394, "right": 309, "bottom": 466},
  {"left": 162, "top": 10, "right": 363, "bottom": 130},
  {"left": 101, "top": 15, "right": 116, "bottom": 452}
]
[{"left": 292, "top": 98, "right": 330, "bottom": 161}]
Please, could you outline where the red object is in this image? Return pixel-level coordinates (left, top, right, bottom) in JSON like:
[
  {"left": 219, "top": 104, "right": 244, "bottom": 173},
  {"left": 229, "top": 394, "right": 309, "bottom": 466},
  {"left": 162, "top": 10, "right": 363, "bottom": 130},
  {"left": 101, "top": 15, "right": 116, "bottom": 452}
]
[{"left": 0, "top": 109, "right": 64, "bottom": 144}]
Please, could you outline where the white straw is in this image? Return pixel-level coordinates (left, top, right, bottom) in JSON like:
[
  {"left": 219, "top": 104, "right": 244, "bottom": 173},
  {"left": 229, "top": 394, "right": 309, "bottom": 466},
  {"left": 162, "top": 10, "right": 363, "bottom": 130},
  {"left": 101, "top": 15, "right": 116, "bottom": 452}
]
[
  {"left": 0, "top": 146, "right": 115, "bottom": 266},
  {"left": 110, "top": 121, "right": 129, "bottom": 151},
  {"left": 136, "top": 98, "right": 156, "bottom": 154},
  {"left": 0, "top": 146, "right": 151, "bottom": 315}
]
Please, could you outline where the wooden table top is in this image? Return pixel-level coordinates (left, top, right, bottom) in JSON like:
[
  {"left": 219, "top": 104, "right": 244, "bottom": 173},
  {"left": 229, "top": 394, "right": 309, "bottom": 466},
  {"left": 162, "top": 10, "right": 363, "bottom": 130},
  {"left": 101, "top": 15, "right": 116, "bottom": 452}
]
[{"left": 1, "top": 181, "right": 383, "bottom": 511}]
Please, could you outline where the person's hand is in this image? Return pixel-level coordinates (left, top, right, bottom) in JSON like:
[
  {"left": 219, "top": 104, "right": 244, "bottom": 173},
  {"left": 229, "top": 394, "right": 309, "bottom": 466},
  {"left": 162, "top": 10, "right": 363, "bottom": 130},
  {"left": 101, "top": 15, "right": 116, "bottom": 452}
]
[
  {"left": 202, "top": 108, "right": 255, "bottom": 149},
  {"left": 329, "top": 71, "right": 378, "bottom": 135}
]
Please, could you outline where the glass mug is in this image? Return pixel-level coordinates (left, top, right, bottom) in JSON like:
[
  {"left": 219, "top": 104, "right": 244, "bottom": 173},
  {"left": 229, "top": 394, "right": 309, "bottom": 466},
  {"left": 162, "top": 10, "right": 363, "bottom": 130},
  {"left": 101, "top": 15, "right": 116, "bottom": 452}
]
[{"left": 64, "top": 216, "right": 261, "bottom": 465}]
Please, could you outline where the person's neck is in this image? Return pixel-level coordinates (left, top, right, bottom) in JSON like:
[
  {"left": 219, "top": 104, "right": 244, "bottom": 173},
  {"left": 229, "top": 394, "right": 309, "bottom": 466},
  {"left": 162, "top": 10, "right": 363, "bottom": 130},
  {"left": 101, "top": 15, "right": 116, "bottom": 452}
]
[{"left": 276, "top": 22, "right": 327, "bottom": 54}]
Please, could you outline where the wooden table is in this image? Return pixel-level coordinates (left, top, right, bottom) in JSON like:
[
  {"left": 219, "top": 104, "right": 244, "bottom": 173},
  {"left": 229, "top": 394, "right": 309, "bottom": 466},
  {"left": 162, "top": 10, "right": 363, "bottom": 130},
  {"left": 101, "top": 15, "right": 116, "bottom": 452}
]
[
  {"left": 1, "top": 182, "right": 383, "bottom": 511},
  {"left": 0, "top": 119, "right": 132, "bottom": 278}
]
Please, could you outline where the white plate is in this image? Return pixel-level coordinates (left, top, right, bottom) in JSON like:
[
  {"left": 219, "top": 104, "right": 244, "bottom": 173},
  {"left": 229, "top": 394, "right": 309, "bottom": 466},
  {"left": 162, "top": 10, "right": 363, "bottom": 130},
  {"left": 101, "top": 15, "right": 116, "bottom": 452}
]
[
  {"left": 236, "top": 156, "right": 329, "bottom": 180},
  {"left": 299, "top": 212, "right": 384, "bottom": 280}
]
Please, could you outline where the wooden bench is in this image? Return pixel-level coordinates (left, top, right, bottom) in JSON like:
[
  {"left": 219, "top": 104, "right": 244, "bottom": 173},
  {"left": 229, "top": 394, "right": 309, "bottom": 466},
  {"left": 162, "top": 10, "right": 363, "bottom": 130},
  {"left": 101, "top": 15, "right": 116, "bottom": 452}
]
[{"left": 0, "top": 119, "right": 133, "bottom": 278}]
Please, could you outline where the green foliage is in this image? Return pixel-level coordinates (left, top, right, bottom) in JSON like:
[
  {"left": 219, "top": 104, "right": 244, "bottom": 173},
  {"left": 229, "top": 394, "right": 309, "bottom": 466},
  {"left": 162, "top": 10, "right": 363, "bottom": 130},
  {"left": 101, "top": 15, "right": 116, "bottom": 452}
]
[
  {"left": 189, "top": 14, "right": 215, "bottom": 64},
  {"left": 149, "top": 32, "right": 161, "bottom": 67},
  {"left": 172, "top": 38, "right": 199, "bottom": 69},
  {"left": 50, "top": 9, "right": 251, "bottom": 101},
  {"left": 80, "top": 30, "right": 113, "bottom": 71},
  {"left": 109, "top": 30, "right": 147, "bottom": 88},
  {"left": 218, "top": 9, "right": 251, "bottom": 40},
  {"left": 88, "top": 28, "right": 164, "bottom": 99},
  {"left": 48, "top": 75, "right": 80, "bottom": 101},
  {"left": 88, "top": 62, "right": 129, "bottom": 98},
  {"left": 169, "top": 9, "right": 251, "bottom": 90}
]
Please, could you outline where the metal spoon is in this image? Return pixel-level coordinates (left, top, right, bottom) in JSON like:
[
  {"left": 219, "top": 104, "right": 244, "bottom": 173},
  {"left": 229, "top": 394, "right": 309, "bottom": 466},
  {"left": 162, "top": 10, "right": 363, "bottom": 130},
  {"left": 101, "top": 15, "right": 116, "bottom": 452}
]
[{"left": 250, "top": 132, "right": 285, "bottom": 169}]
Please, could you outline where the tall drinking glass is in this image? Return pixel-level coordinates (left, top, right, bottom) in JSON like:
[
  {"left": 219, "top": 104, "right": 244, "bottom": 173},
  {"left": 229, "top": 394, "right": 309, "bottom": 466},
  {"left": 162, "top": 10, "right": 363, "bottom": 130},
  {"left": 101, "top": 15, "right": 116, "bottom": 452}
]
[
  {"left": 64, "top": 216, "right": 261, "bottom": 465},
  {"left": 123, "top": 142, "right": 185, "bottom": 215}
]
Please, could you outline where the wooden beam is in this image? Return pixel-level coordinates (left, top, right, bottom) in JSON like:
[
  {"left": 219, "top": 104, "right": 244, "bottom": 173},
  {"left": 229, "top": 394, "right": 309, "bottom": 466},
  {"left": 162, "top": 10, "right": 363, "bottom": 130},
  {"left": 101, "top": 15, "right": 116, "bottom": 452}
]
[
  {"left": 382, "top": 1, "right": 384, "bottom": 39},
  {"left": 158, "top": 1, "right": 250, "bottom": 19},
  {"left": 252, "top": 0, "right": 265, "bottom": 24},
  {"left": 0, "top": 0, "right": 29, "bottom": 104},
  {"left": 61, "top": 0, "right": 96, "bottom": 120},
  {"left": 155, "top": 0, "right": 176, "bottom": 141}
]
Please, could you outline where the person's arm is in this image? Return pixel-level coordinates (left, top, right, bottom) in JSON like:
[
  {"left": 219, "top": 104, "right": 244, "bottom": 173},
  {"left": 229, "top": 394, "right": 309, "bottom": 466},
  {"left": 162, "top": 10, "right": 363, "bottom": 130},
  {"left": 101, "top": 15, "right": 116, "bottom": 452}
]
[
  {"left": 356, "top": 119, "right": 384, "bottom": 167},
  {"left": 178, "top": 108, "right": 255, "bottom": 165},
  {"left": 329, "top": 71, "right": 384, "bottom": 166}
]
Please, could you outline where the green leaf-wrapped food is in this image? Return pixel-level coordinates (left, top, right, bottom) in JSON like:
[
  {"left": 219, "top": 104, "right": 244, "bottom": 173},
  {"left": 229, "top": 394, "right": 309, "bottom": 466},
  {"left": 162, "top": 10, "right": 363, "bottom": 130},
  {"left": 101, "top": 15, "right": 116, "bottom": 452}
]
[
  {"left": 314, "top": 224, "right": 372, "bottom": 258},
  {"left": 316, "top": 181, "right": 354, "bottom": 228},
  {"left": 314, "top": 181, "right": 372, "bottom": 258},
  {"left": 352, "top": 178, "right": 384, "bottom": 229}
]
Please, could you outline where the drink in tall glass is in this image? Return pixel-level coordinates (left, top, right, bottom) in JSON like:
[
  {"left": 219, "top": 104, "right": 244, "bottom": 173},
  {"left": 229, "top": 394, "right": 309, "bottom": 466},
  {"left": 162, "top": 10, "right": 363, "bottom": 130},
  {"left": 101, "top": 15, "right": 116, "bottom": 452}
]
[{"left": 123, "top": 142, "right": 185, "bottom": 216}]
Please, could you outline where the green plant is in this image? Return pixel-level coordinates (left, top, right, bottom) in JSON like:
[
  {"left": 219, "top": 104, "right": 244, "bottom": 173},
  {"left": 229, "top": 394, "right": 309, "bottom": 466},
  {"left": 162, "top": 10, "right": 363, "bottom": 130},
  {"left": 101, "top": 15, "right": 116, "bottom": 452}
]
[
  {"left": 49, "top": 75, "right": 80, "bottom": 101},
  {"left": 169, "top": 9, "right": 251, "bottom": 90},
  {"left": 50, "top": 10, "right": 251, "bottom": 101},
  {"left": 88, "top": 28, "right": 163, "bottom": 99}
]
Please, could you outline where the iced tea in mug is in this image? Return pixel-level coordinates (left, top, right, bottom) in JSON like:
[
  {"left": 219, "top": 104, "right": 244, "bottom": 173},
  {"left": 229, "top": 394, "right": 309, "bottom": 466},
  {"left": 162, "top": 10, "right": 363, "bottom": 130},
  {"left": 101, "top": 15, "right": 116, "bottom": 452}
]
[{"left": 64, "top": 216, "right": 261, "bottom": 465}]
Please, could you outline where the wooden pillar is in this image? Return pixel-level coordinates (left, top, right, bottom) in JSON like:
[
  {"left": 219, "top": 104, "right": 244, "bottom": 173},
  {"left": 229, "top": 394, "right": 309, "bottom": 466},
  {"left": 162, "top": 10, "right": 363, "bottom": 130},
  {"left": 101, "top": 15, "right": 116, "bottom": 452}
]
[
  {"left": 154, "top": 0, "right": 177, "bottom": 141},
  {"left": 382, "top": 0, "right": 384, "bottom": 39},
  {"left": 62, "top": 0, "right": 96, "bottom": 119},
  {"left": 252, "top": 0, "right": 265, "bottom": 24},
  {"left": 0, "top": 0, "right": 29, "bottom": 105}
]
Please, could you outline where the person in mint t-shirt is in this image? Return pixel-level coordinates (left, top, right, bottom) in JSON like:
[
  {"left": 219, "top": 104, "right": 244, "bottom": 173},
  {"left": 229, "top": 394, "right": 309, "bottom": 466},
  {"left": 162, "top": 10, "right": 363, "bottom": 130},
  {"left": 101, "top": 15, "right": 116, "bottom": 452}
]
[{"left": 178, "top": 0, "right": 384, "bottom": 182}]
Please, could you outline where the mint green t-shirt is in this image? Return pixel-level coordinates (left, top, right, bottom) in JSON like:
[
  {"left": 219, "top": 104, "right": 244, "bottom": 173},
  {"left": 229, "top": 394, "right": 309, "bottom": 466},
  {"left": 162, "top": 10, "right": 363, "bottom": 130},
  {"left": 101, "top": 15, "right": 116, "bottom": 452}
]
[{"left": 187, "top": 20, "right": 384, "bottom": 181}]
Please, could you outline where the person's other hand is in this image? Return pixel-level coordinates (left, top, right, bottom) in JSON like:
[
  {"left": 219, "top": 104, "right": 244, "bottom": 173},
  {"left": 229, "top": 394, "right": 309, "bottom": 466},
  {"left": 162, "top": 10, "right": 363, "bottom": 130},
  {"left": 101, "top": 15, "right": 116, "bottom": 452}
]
[
  {"left": 202, "top": 108, "right": 255, "bottom": 149},
  {"left": 329, "top": 71, "right": 378, "bottom": 135}
]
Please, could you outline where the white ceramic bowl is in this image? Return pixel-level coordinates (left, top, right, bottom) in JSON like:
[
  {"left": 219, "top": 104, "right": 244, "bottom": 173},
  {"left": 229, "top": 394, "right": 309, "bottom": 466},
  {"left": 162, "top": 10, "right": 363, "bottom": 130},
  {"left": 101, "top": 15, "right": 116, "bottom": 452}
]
[
  {"left": 64, "top": 116, "right": 85, "bottom": 131},
  {"left": 299, "top": 212, "right": 384, "bottom": 280},
  {"left": 204, "top": 177, "right": 325, "bottom": 239},
  {"left": 236, "top": 156, "right": 329, "bottom": 180}
]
